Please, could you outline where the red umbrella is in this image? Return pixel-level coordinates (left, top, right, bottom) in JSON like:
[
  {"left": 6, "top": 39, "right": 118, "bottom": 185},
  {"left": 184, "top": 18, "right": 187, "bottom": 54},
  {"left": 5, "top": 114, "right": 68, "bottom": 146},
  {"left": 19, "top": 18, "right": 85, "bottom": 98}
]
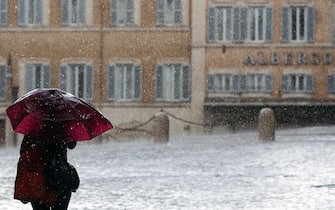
[{"left": 6, "top": 88, "right": 113, "bottom": 141}]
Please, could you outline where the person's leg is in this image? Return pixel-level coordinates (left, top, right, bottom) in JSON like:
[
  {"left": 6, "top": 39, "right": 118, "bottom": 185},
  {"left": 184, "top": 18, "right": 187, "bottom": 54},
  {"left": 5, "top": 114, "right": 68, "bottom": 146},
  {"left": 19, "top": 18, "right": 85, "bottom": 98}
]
[
  {"left": 52, "top": 191, "right": 71, "bottom": 210},
  {"left": 31, "top": 201, "right": 50, "bottom": 210}
]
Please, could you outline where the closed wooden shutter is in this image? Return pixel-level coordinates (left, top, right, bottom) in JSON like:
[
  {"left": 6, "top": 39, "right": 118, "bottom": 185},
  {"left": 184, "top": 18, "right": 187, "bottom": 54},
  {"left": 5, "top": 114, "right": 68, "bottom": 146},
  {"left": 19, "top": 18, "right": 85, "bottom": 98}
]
[{"left": 281, "top": 7, "right": 289, "bottom": 42}]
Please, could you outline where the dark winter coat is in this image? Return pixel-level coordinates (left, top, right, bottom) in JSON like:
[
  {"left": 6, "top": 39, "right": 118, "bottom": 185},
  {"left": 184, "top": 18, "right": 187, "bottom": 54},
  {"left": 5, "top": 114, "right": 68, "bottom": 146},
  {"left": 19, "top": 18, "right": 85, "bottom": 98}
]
[
  {"left": 14, "top": 135, "right": 73, "bottom": 206},
  {"left": 14, "top": 136, "right": 57, "bottom": 205}
]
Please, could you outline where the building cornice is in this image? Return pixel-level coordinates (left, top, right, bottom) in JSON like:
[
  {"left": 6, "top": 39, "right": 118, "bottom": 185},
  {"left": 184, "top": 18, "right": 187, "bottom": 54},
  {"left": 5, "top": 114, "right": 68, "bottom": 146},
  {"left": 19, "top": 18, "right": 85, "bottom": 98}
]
[
  {"left": 192, "top": 43, "right": 335, "bottom": 49},
  {"left": 0, "top": 27, "right": 191, "bottom": 33}
]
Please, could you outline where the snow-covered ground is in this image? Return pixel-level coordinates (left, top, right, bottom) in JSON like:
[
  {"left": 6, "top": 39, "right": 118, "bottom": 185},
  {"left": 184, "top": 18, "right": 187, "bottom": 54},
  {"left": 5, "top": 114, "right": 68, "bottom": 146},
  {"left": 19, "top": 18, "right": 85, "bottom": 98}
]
[{"left": 2, "top": 126, "right": 335, "bottom": 209}]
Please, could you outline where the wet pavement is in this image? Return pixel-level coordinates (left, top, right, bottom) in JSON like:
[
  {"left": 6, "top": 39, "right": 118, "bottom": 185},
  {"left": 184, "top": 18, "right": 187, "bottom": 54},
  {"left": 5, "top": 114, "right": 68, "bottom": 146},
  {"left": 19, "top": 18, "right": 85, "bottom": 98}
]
[{"left": 2, "top": 126, "right": 335, "bottom": 209}]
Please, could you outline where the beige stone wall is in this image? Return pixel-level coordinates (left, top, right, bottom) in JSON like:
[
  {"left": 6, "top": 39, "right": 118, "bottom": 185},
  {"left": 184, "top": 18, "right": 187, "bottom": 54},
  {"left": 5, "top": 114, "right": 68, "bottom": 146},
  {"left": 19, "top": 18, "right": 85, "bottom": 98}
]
[
  {"left": 204, "top": 0, "right": 334, "bottom": 101},
  {"left": 1, "top": 0, "right": 194, "bottom": 141},
  {"left": 2, "top": 0, "right": 335, "bottom": 143}
]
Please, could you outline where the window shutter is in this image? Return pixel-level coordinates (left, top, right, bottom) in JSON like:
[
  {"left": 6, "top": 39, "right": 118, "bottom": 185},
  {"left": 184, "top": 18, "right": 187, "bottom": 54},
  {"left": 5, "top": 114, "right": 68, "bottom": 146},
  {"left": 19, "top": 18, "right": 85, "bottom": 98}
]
[
  {"left": 155, "top": 64, "right": 163, "bottom": 100},
  {"left": 233, "top": 8, "right": 240, "bottom": 42},
  {"left": 59, "top": 65, "right": 67, "bottom": 91},
  {"left": 265, "top": 75, "right": 272, "bottom": 93},
  {"left": 240, "top": 74, "right": 247, "bottom": 92},
  {"left": 182, "top": 65, "right": 190, "bottom": 100},
  {"left": 328, "top": 75, "right": 335, "bottom": 93},
  {"left": 174, "top": 0, "right": 182, "bottom": 24},
  {"left": 126, "top": 0, "right": 134, "bottom": 24},
  {"left": 174, "top": 65, "right": 181, "bottom": 99},
  {"left": 281, "top": 7, "right": 289, "bottom": 42},
  {"left": 61, "top": 0, "right": 69, "bottom": 25},
  {"left": 0, "top": 65, "right": 6, "bottom": 99},
  {"left": 240, "top": 8, "right": 247, "bottom": 42},
  {"left": 307, "top": 7, "right": 315, "bottom": 43},
  {"left": 225, "top": 74, "right": 232, "bottom": 91},
  {"left": 207, "top": 74, "right": 214, "bottom": 92},
  {"left": 85, "top": 64, "right": 93, "bottom": 100},
  {"left": 0, "top": 0, "right": 7, "bottom": 25},
  {"left": 42, "top": 64, "right": 51, "bottom": 88},
  {"left": 175, "top": 0, "right": 181, "bottom": 10},
  {"left": 232, "top": 74, "right": 240, "bottom": 93},
  {"left": 25, "top": 64, "right": 35, "bottom": 92},
  {"left": 265, "top": 8, "right": 273, "bottom": 43},
  {"left": 208, "top": 7, "right": 216, "bottom": 42},
  {"left": 107, "top": 65, "right": 115, "bottom": 100},
  {"left": 215, "top": 9, "right": 223, "bottom": 41},
  {"left": 281, "top": 74, "right": 289, "bottom": 93},
  {"left": 306, "top": 75, "right": 313, "bottom": 93},
  {"left": 18, "top": 0, "right": 25, "bottom": 26},
  {"left": 79, "top": 0, "right": 86, "bottom": 24},
  {"left": 134, "top": 65, "right": 142, "bottom": 100},
  {"left": 110, "top": 0, "right": 117, "bottom": 25},
  {"left": 226, "top": 8, "right": 232, "bottom": 41},
  {"left": 157, "top": 0, "right": 164, "bottom": 25},
  {"left": 35, "top": 0, "right": 42, "bottom": 25}
]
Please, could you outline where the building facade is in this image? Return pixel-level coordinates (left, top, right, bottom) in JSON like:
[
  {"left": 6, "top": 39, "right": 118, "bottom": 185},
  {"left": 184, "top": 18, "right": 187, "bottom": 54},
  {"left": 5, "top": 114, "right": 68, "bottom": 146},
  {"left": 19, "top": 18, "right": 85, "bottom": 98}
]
[
  {"left": 0, "top": 0, "right": 334, "bottom": 145},
  {"left": 198, "top": 0, "right": 335, "bottom": 131}
]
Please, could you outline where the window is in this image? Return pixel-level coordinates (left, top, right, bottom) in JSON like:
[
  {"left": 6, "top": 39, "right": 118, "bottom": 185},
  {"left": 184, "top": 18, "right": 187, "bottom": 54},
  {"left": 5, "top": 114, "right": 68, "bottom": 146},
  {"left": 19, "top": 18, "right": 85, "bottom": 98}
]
[
  {"left": 18, "top": 0, "right": 43, "bottom": 26},
  {"left": 281, "top": 6, "right": 315, "bottom": 42},
  {"left": 110, "top": 0, "right": 135, "bottom": 26},
  {"left": 208, "top": 6, "right": 272, "bottom": 43},
  {"left": 107, "top": 63, "right": 142, "bottom": 101},
  {"left": 249, "top": 7, "right": 270, "bottom": 42},
  {"left": 240, "top": 73, "right": 272, "bottom": 93},
  {"left": 0, "top": 0, "right": 7, "bottom": 26},
  {"left": 207, "top": 73, "right": 272, "bottom": 93},
  {"left": 207, "top": 73, "right": 238, "bottom": 93},
  {"left": 61, "top": 0, "right": 86, "bottom": 26},
  {"left": 25, "top": 63, "right": 51, "bottom": 92},
  {"left": 208, "top": 7, "right": 233, "bottom": 42},
  {"left": 281, "top": 73, "right": 313, "bottom": 93},
  {"left": 155, "top": 63, "right": 190, "bottom": 101},
  {"left": 60, "top": 64, "right": 93, "bottom": 100},
  {"left": 330, "top": 2, "right": 335, "bottom": 41},
  {"left": 0, "top": 65, "right": 6, "bottom": 100},
  {"left": 157, "top": 0, "right": 182, "bottom": 26},
  {"left": 327, "top": 74, "right": 335, "bottom": 94}
]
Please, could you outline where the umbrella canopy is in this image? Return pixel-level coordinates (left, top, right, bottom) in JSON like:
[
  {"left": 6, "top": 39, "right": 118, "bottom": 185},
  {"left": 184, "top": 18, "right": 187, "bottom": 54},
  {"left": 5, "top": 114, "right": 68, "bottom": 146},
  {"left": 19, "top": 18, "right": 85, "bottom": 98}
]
[{"left": 6, "top": 88, "right": 113, "bottom": 141}]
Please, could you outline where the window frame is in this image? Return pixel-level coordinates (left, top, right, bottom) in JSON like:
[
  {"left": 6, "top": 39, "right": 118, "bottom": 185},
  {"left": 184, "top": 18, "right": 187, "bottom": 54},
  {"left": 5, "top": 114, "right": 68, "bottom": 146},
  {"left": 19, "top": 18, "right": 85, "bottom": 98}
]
[
  {"left": 281, "top": 73, "right": 314, "bottom": 94},
  {"left": 0, "top": 0, "right": 7, "bottom": 26},
  {"left": 155, "top": 63, "right": 191, "bottom": 102},
  {"left": 24, "top": 63, "right": 51, "bottom": 92},
  {"left": 207, "top": 72, "right": 272, "bottom": 94},
  {"left": 157, "top": 0, "right": 184, "bottom": 26},
  {"left": 281, "top": 6, "right": 315, "bottom": 43},
  {"left": 59, "top": 63, "right": 94, "bottom": 100},
  {"left": 209, "top": 7, "right": 233, "bottom": 42},
  {"left": 248, "top": 7, "right": 266, "bottom": 42},
  {"left": 61, "top": 0, "right": 87, "bottom": 26},
  {"left": 240, "top": 73, "right": 272, "bottom": 93},
  {"left": 327, "top": 74, "right": 335, "bottom": 94},
  {"left": 18, "top": 0, "right": 44, "bottom": 26},
  {"left": 207, "top": 73, "right": 237, "bottom": 93},
  {"left": 107, "top": 62, "right": 142, "bottom": 102},
  {"left": 208, "top": 6, "right": 273, "bottom": 43},
  {"left": 110, "top": 0, "right": 137, "bottom": 26}
]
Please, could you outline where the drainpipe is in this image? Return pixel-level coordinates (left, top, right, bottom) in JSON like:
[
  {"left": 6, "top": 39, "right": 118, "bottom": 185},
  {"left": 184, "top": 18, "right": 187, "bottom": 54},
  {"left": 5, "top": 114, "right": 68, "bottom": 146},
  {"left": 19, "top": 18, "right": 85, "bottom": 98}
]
[{"left": 99, "top": 0, "right": 104, "bottom": 104}]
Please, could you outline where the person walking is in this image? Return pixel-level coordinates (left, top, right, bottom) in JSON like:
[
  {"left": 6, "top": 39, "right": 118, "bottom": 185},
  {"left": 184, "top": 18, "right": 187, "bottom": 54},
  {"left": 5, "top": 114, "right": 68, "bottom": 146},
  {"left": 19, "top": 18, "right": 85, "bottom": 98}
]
[
  {"left": 6, "top": 88, "right": 113, "bottom": 209},
  {"left": 14, "top": 133, "right": 78, "bottom": 210}
]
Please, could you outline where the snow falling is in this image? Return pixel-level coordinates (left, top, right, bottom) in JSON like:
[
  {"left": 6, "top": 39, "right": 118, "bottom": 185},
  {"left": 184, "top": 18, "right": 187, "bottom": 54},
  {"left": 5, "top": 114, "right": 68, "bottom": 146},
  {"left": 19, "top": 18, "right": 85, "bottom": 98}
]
[{"left": 2, "top": 126, "right": 335, "bottom": 209}]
